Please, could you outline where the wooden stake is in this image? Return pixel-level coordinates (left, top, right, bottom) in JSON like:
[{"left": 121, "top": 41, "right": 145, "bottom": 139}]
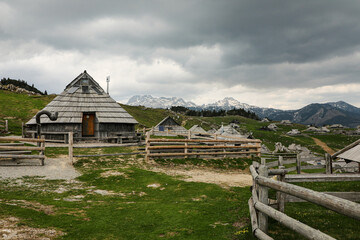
[
  {"left": 258, "top": 165, "right": 269, "bottom": 233},
  {"left": 68, "top": 132, "right": 73, "bottom": 165}
]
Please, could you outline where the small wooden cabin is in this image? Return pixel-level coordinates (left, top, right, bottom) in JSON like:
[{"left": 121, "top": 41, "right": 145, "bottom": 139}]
[
  {"left": 152, "top": 116, "right": 187, "bottom": 136},
  {"left": 26, "top": 71, "right": 138, "bottom": 142}
]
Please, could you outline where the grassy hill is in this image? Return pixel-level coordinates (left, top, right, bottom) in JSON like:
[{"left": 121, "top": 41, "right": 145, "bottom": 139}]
[{"left": 0, "top": 90, "right": 55, "bottom": 135}]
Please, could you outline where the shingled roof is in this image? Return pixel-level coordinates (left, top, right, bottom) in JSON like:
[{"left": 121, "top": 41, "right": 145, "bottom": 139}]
[{"left": 27, "top": 71, "right": 138, "bottom": 125}]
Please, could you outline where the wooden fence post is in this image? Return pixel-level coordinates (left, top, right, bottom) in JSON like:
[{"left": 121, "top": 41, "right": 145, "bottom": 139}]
[
  {"left": 68, "top": 132, "right": 73, "bottom": 165},
  {"left": 5, "top": 120, "right": 8, "bottom": 132},
  {"left": 21, "top": 122, "right": 24, "bottom": 138},
  {"left": 188, "top": 130, "right": 191, "bottom": 139},
  {"left": 325, "top": 153, "right": 332, "bottom": 174},
  {"left": 40, "top": 136, "right": 45, "bottom": 166},
  {"left": 258, "top": 165, "right": 269, "bottom": 233},
  {"left": 296, "top": 154, "right": 301, "bottom": 174},
  {"left": 145, "top": 131, "right": 150, "bottom": 161},
  {"left": 278, "top": 156, "right": 283, "bottom": 168},
  {"left": 277, "top": 165, "right": 286, "bottom": 212}
]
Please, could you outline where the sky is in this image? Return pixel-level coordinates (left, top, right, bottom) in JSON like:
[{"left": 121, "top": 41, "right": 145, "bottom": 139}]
[{"left": 1, "top": 0, "right": 360, "bottom": 110}]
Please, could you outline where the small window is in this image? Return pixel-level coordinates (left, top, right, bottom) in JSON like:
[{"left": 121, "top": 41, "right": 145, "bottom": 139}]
[{"left": 81, "top": 79, "right": 89, "bottom": 85}]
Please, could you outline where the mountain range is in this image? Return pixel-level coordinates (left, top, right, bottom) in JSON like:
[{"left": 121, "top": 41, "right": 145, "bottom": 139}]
[{"left": 126, "top": 95, "right": 360, "bottom": 127}]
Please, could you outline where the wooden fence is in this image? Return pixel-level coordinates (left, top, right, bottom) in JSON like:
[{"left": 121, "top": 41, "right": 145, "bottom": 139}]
[
  {"left": 145, "top": 132, "right": 261, "bottom": 160},
  {"left": 248, "top": 162, "right": 360, "bottom": 240},
  {"left": 0, "top": 119, "right": 8, "bottom": 133},
  {"left": 0, "top": 136, "right": 46, "bottom": 165}
]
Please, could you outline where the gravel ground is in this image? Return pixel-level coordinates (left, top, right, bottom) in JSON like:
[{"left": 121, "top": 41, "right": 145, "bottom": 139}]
[{"left": 0, "top": 157, "right": 79, "bottom": 180}]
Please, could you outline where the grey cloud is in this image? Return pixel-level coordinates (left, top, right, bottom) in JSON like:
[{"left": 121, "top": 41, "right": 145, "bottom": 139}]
[{"left": 2, "top": 0, "right": 360, "bottom": 99}]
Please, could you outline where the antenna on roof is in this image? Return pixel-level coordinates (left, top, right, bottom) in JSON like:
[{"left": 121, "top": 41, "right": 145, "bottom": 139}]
[{"left": 106, "top": 76, "right": 110, "bottom": 94}]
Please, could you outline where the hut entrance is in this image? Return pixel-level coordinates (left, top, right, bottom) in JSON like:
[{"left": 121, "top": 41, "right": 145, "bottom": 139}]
[{"left": 82, "top": 113, "right": 95, "bottom": 136}]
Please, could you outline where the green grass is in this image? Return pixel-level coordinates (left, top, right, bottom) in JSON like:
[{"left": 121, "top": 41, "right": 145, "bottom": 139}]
[
  {"left": 309, "top": 134, "right": 360, "bottom": 152},
  {"left": 0, "top": 90, "right": 55, "bottom": 135},
  {"left": 0, "top": 148, "right": 255, "bottom": 239},
  {"left": 1, "top": 146, "right": 360, "bottom": 239}
]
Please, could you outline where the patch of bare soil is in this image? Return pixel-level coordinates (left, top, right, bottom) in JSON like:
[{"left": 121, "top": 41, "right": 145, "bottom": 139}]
[
  {"left": 0, "top": 216, "right": 64, "bottom": 240},
  {"left": 149, "top": 167, "right": 252, "bottom": 188},
  {"left": 311, "top": 137, "right": 335, "bottom": 154},
  {"left": 0, "top": 199, "right": 55, "bottom": 215}
]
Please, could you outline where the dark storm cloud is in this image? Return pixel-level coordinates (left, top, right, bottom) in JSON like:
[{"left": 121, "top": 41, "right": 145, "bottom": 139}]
[{"left": 2, "top": 0, "right": 360, "bottom": 93}]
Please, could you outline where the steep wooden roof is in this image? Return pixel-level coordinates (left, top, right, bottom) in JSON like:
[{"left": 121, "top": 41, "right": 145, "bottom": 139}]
[{"left": 27, "top": 71, "right": 138, "bottom": 125}]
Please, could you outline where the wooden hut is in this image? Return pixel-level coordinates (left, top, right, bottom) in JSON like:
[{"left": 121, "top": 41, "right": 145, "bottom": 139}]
[
  {"left": 26, "top": 71, "right": 138, "bottom": 142},
  {"left": 152, "top": 116, "right": 187, "bottom": 136}
]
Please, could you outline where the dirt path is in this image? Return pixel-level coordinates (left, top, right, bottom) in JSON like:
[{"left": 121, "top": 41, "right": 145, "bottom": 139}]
[
  {"left": 311, "top": 137, "right": 335, "bottom": 154},
  {"left": 149, "top": 167, "right": 252, "bottom": 188}
]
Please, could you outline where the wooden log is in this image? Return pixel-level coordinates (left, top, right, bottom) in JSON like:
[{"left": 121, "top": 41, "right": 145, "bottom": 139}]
[
  {"left": 74, "top": 152, "right": 146, "bottom": 157},
  {"left": 250, "top": 165, "right": 259, "bottom": 179},
  {"left": 325, "top": 153, "right": 332, "bottom": 174},
  {"left": 147, "top": 145, "right": 260, "bottom": 150},
  {"left": 256, "top": 175, "right": 360, "bottom": 220},
  {"left": 258, "top": 165, "right": 268, "bottom": 233},
  {"left": 148, "top": 150, "right": 260, "bottom": 157},
  {"left": 40, "top": 136, "right": 45, "bottom": 166},
  {"left": 0, "top": 154, "right": 45, "bottom": 159},
  {"left": 285, "top": 192, "right": 360, "bottom": 203},
  {"left": 296, "top": 154, "right": 301, "bottom": 174},
  {"left": 277, "top": 166, "right": 286, "bottom": 213},
  {"left": 68, "top": 132, "right": 73, "bottom": 165},
  {"left": 332, "top": 138, "right": 360, "bottom": 158},
  {"left": 268, "top": 169, "right": 289, "bottom": 176},
  {"left": 278, "top": 155, "right": 283, "bottom": 167},
  {"left": 0, "top": 137, "right": 45, "bottom": 143},
  {"left": 285, "top": 173, "right": 360, "bottom": 182},
  {"left": 248, "top": 197, "right": 259, "bottom": 233},
  {"left": 0, "top": 151, "right": 32, "bottom": 155},
  {"left": 145, "top": 131, "right": 150, "bottom": 161},
  {"left": 0, "top": 146, "right": 45, "bottom": 151},
  {"left": 254, "top": 229, "right": 274, "bottom": 240},
  {"left": 254, "top": 201, "right": 336, "bottom": 240},
  {"left": 0, "top": 143, "right": 24, "bottom": 146},
  {"left": 147, "top": 138, "right": 261, "bottom": 143}
]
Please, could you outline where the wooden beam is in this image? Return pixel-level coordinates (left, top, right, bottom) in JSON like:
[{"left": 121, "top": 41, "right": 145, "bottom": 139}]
[
  {"left": 0, "top": 137, "right": 45, "bottom": 143},
  {"left": 0, "top": 146, "right": 45, "bottom": 151},
  {"left": 285, "top": 192, "right": 360, "bottom": 203},
  {"left": 285, "top": 173, "right": 360, "bottom": 182},
  {"left": 254, "top": 201, "right": 336, "bottom": 240},
  {"left": 147, "top": 144, "right": 260, "bottom": 150},
  {"left": 332, "top": 138, "right": 360, "bottom": 158},
  {"left": 258, "top": 165, "right": 269, "bottom": 233},
  {"left": 0, "top": 154, "right": 45, "bottom": 159},
  {"left": 148, "top": 138, "right": 261, "bottom": 143},
  {"left": 148, "top": 150, "right": 260, "bottom": 157},
  {"left": 257, "top": 175, "right": 360, "bottom": 220}
]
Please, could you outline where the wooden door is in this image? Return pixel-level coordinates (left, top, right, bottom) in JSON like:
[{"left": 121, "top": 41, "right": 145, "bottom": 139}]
[{"left": 82, "top": 113, "right": 95, "bottom": 136}]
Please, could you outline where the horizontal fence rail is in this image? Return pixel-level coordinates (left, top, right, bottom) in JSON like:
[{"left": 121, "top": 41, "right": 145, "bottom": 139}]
[
  {"left": 0, "top": 136, "right": 46, "bottom": 166},
  {"left": 145, "top": 132, "right": 261, "bottom": 160},
  {"left": 248, "top": 163, "right": 360, "bottom": 239}
]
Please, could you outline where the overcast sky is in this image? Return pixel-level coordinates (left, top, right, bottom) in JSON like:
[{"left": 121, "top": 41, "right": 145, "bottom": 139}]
[{"left": 1, "top": 0, "right": 360, "bottom": 109}]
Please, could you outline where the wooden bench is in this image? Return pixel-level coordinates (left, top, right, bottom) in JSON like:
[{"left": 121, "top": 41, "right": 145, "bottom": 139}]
[
  {"left": 25, "top": 130, "right": 71, "bottom": 143},
  {"left": 0, "top": 137, "right": 46, "bottom": 166}
]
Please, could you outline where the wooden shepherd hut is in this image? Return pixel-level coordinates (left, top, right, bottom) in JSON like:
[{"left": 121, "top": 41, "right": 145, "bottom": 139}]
[
  {"left": 26, "top": 71, "right": 138, "bottom": 142},
  {"left": 152, "top": 116, "right": 187, "bottom": 136}
]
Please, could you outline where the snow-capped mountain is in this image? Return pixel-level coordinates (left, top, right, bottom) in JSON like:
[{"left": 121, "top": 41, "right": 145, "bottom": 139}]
[
  {"left": 127, "top": 95, "right": 197, "bottom": 109},
  {"left": 202, "top": 97, "right": 254, "bottom": 110}
]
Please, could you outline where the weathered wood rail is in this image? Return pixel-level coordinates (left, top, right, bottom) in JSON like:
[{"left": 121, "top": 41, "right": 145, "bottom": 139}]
[
  {"left": 145, "top": 132, "right": 261, "bottom": 160},
  {"left": 249, "top": 162, "right": 360, "bottom": 239},
  {"left": 0, "top": 136, "right": 46, "bottom": 165}
]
